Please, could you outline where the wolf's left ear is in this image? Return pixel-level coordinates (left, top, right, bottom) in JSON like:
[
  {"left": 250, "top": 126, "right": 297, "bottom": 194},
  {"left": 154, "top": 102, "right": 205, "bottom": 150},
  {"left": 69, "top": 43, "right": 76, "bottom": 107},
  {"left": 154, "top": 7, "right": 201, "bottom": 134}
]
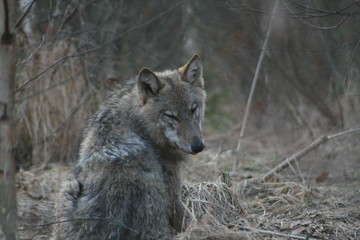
[
  {"left": 178, "top": 55, "right": 204, "bottom": 88},
  {"left": 137, "top": 68, "right": 164, "bottom": 105}
]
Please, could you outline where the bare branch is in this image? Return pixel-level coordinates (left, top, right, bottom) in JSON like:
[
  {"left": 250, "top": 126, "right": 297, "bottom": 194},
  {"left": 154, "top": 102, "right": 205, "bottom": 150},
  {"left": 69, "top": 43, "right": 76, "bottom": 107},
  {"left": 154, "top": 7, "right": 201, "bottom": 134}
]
[
  {"left": 15, "top": 0, "right": 36, "bottom": 29},
  {"left": 283, "top": 0, "right": 360, "bottom": 30},
  {"left": 247, "top": 127, "right": 360, "bottom": 183},
  {"left": 241, "top": 226, "right": 320, "bottom": 240},
  {"left": 344, "top": 38, "right": 360, "bottom": 87},
  {"left": 15, "top": 43, "right": 107, "bottom": 93},
  {"left": 287, "top": 0, "right": 357, "bottom": 16},
  {"left": 233, "top": 0, "right": 279, "bottom": 172},
  {"left": 15, "top": 0, "right": 186, "bottom": 93},
  {"left": 114, "top": 0, "right": 186, "bottom": 38}
]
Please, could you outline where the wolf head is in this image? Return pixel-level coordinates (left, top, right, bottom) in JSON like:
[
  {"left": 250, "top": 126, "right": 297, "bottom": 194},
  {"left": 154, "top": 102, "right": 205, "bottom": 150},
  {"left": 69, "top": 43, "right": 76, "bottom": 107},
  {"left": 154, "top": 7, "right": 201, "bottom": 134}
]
[{"left": 136, "top": 55, "right": 206, "bottom": 155}]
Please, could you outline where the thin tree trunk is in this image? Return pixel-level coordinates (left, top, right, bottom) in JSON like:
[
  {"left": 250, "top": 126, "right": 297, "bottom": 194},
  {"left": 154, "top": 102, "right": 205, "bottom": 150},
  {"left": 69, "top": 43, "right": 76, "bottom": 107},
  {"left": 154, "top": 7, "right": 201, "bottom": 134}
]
[
  {"left": 233, "top": 0, "right": 279, "bottom": 172},
  {"left": 0, "top": 0, "right": 18, "bottom": 239}
]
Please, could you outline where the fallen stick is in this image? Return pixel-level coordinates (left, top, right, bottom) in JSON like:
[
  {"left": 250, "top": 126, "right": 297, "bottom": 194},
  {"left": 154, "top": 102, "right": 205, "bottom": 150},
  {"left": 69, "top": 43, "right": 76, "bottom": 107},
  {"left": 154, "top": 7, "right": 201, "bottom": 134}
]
[
  {"left": 251, "top": 127, "right": 360, "bottom": 183},
  {"left": 241, "top": 226, "right": 320, "bottom": 240}
]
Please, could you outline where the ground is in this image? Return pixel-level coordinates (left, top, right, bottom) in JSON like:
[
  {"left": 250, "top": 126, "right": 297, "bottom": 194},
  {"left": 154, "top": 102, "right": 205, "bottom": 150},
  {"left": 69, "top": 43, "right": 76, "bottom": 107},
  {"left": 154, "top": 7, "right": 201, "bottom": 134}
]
[{"left": 16, "top": 133, "right": 360, "bottom": 240}]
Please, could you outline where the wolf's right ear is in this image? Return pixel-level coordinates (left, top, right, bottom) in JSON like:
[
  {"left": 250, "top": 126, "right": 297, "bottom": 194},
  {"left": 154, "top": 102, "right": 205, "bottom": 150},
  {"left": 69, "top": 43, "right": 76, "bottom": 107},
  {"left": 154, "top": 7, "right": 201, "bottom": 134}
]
[
  {"left": 137, "top": 68, "right": 164, "bottom": 105},
  {"left": 178, "top": 55, "right": 204, "bottom": 88}
]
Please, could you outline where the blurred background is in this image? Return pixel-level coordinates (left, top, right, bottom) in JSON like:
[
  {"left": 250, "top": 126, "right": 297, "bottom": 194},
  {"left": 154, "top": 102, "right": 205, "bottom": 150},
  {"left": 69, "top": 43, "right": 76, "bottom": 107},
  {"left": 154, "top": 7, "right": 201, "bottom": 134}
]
[
  {"left": 14, "top": 0, "right": 360, "bottom": 179},
  {"left": 6, "top": 2, "right": 360, "bottom": 238}
]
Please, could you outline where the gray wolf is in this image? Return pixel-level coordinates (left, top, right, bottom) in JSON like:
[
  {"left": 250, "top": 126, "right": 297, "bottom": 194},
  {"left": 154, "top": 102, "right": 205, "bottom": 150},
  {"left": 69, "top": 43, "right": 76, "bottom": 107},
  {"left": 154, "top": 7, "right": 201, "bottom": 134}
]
[{"left": 52, "top": 55, "right": 206, "bottom": 239}]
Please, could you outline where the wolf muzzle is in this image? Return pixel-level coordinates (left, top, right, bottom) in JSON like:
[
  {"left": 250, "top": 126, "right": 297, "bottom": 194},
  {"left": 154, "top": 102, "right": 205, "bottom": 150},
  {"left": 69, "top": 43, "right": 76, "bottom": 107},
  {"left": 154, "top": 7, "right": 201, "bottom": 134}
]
[{"left": 191, "top": 136, "right": 205, "bottom": 154}]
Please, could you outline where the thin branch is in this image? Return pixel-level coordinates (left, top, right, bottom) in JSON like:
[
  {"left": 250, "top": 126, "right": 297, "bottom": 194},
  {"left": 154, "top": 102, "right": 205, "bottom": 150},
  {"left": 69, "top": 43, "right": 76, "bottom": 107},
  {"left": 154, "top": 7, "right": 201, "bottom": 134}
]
[
  {"left": 15, "top": 0, "right": 37, "bottom": 29},
  {"left": 14, "top": 70, "right": 83, "bottom": 103},
  {"left": 241, "top": 226, "right": 320, "bottom": 240},
  {"left": 326, "top": 127, "right": 360, "bottom": 139},
  {"left": 15, "top": 94, "right": 87, "bottom": 162},
  {"left": 15, "top": 0, "right": 186, "bottom": 93},
  {"left": 297, "top": 14, "right": 349, "bottom": 30},
  {"left": 251, "top": 127, "right": 360, "bottom": 183},
  {"left": 344, "top": 38, "right": 360, "bottom": 87},
  {"left": 114, "top": 0, "right": 186, "bottom": 39},
  {"left": 288, "top": 0, "right": 358, "bottom": 16},
  {"left": 15, "top": 43, "right": 107, "bottom": 93},
  {"left": 15, "top": 55, "right": 69, "bottom": 93},
  {"left": 233, "top": 0, "right": 279, "bottom": 171},
  {"left": 283, "top": 0, "right": 360, "bottom": 30},
  {"left": 21, "top": 35, "right": 47, "bottom": 64}
]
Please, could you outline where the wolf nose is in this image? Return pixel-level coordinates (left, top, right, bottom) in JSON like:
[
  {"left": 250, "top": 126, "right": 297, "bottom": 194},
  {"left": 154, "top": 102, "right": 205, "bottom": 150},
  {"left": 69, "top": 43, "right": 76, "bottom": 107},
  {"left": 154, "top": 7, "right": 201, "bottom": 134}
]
[{"left": 191, "top": 137, "right": 205, "bottom": 154}]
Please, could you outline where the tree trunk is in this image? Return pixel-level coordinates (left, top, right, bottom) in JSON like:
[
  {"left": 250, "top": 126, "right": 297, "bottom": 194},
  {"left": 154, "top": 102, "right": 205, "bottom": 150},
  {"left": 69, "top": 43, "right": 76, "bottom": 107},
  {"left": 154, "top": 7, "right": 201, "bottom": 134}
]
[{"left": 0, "top": 0, "right": 18, "bottom": 239}]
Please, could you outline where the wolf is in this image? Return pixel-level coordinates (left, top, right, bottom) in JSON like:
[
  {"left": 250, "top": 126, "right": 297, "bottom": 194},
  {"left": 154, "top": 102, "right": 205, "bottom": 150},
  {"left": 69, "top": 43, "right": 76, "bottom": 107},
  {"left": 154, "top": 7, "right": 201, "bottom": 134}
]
[{"left": 52, "top": 55, "right": 206, "bottom": 240}]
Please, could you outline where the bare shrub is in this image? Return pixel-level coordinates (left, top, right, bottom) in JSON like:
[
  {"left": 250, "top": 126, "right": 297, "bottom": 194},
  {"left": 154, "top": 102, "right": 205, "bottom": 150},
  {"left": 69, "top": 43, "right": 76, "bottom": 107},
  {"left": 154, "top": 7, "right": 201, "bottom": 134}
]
[{"left": 15, "top": 41, "right": 102, "bottom": 168}]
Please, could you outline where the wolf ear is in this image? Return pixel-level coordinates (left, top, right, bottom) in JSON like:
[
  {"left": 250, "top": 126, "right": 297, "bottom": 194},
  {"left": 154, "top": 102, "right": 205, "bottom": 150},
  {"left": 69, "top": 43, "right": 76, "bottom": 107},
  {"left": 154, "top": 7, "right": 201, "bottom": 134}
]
[
  {"left": 178, "top": 55, "right": 204, "bottom": 88},
  {"left": 137, "top": 68, "right": 164, "bottom": 105}
]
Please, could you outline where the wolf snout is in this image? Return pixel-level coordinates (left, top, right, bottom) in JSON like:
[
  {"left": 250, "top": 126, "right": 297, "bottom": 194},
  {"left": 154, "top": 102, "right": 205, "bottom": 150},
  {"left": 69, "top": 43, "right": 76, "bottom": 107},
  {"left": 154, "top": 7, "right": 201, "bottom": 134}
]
[{"left": 191, "top": 136, "right": 205, "bottom": 154}]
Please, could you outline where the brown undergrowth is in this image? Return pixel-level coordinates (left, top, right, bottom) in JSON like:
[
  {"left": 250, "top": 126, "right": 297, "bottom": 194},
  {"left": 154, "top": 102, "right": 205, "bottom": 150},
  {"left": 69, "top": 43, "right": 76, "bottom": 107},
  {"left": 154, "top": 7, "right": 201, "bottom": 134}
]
[
  {"left": 17, "top": 145, "right": 360, "bottom": 240},
  {"left": 177, "top": 179, "right": 359, "bottom": 240}
]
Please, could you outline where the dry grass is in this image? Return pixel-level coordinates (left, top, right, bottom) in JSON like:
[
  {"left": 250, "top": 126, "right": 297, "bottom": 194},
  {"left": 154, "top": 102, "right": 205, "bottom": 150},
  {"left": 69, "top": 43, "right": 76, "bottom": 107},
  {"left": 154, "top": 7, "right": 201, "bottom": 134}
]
[
  {"left": 17, "top": 165, "right": 71, "bottom": 239},
  {"left": 176, "top": 178, "right": 360, "bottom": 240},
  {"left": 176, "top": 133, "right": 360, "bottom": 240},
  {"left": 16, "top": 139, "right": 360, "bottom": 240},
  {"left": 15, "top": 41, "right": 103, "bottom": 169}
]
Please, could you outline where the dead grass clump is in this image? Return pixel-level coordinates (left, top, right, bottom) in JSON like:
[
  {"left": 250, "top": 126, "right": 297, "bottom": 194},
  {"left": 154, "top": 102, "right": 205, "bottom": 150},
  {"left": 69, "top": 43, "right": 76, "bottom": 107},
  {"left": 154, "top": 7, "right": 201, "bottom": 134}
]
[
  {"left": 182, "top": 180, "right": 243, "bottom": 224},
  {"left": 17, "top": 165, "right": 72, "bottom": 240},
  {"left": 178, "top": 179, "right": 360, "bottom": 240}
]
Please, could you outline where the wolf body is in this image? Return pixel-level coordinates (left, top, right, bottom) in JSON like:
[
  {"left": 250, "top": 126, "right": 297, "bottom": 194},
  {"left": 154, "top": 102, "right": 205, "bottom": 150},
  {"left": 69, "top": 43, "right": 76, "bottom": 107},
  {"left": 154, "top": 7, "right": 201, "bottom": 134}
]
[{"left": 52, "top": 55, "right": 206, "bottom": 240}]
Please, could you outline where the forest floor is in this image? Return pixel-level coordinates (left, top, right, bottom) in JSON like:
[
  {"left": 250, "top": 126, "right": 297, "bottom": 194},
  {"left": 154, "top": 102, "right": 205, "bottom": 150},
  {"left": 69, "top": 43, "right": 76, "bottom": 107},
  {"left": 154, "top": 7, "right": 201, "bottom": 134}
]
[{"left": 16, "top": 132, "right": 360, "bottom": 240}]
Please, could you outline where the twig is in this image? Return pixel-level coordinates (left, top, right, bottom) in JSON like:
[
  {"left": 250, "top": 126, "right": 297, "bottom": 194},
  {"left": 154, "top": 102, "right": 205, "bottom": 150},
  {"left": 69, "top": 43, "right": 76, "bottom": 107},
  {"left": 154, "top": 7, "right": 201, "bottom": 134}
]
[
  {"left": 233, "top": 0, "right": 279, "bottom": 171},
  {"left": 14, "top": 1, "right": 185, "bottom": 93},
  {"left": 255, "top": 127, "right": 360, "bottom": 182},
  {"left": 283, "top": 1, "right": 358, "bottom": 30},
  {"left": 114, "top": 0, "right": 186, "bottom": 39},
  {"left": 15, "top": 44, "right": 106, "bottom": 93},
  {"left": 344, "top": 38, "right": 360, "bottom": 87},
  {"left": 15, "top": 0, "right": 36, "bottom": 29},
  {"left": 21, "top": 35, "right": 47, "bottom": 64},
  {"left": 15, "top": 55, "right": 69, "bottom": 92},
  {"left": 241, "top": 226, "right": 320, "bottom": 240},
  {"left": 326, "top": 127, "right": 360, "bottom": 139}
]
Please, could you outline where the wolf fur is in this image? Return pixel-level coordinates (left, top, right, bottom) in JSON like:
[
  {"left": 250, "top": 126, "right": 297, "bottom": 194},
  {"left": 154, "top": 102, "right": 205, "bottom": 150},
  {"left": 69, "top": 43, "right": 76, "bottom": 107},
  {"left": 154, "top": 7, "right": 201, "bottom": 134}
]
[{"left": 52, "top": 55, "right": 206, "bottom": 240}]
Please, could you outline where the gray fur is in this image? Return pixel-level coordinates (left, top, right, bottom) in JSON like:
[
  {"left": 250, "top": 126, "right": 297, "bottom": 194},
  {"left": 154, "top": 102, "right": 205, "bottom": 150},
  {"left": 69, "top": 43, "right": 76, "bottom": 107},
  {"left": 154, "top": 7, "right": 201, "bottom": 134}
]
[{"left": 52, "top": 55, "right": 206, "bottom": 240}]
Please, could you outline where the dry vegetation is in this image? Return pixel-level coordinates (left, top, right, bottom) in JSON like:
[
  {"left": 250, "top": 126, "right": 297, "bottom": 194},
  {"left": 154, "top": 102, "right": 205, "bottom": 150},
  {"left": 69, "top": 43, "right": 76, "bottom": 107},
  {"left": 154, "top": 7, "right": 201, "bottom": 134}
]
[
  {"left": 11, "top": 1, "right": 360, "bottom": 239},
  {"left": 16, "top": 130, "right": 360, "bottom": 240}
]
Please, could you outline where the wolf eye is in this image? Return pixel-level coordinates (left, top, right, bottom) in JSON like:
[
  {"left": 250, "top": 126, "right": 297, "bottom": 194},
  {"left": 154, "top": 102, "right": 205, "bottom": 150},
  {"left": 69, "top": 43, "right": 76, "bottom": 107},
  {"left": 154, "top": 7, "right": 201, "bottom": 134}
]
[
  {"left": 164, "top": 111, "right": 176, "bottom": 119},
  {"left": 191, "top": 104, "right": 198, "bottom": 114}
]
